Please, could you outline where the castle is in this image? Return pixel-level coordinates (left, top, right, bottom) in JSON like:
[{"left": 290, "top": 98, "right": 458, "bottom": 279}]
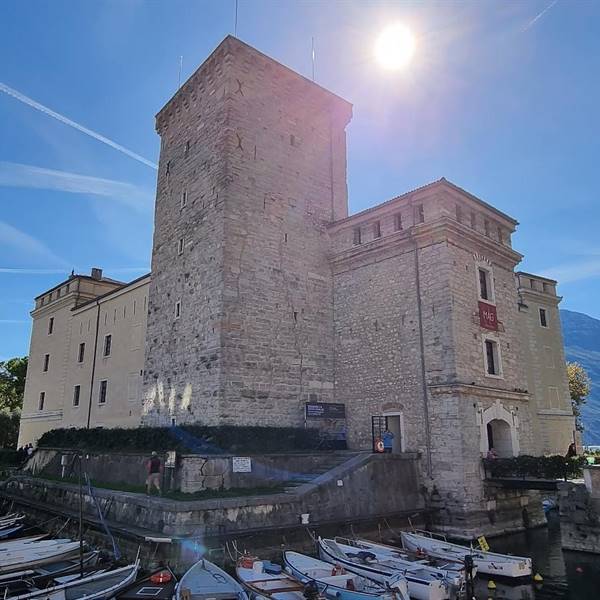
[{"left": 19, "top": 36, "right": 575, "bottom": 525}]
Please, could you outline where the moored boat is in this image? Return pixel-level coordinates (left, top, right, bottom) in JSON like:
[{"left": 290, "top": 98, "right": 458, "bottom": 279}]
[
  {"left": 400, "top": 531, "right": 532, "bottom": 579},
  {"left": 0, "top": 540, "right": 82, "bottom": 575},
  {"left": 176, "top": 557, "right": 248, "bottom": 600},
  {"left": 117, "top": 567, "right": 177, "bottom": 600},
  {"left": 318, "top": 538, "right": 449, "bottom": 600},
  {"left": 236, "top": 555, "right": 321, "bottom": 600},
  {"left": 0, "top": 526, "right": 24, "bottom": 540},
  {"left": 283, "top": 551, "right": 409, "bottom": 600}
]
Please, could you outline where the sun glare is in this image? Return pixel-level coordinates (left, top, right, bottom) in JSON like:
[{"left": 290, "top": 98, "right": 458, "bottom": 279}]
[{"left": 374, "top": 23, "right": 416, "bottom": 70}]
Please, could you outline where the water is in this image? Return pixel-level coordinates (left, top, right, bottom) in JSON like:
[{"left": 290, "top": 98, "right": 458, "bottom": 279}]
[{"left": 471, "top": 512, "right": 600, "bottom": 599}]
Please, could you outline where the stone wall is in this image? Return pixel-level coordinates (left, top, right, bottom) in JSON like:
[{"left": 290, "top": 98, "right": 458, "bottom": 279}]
[
  {"left": 559, "top": 480, "right": 600, "bottom": 553},
  {"left": 23, "top": 448, "right": 352, "bottom": 493}
]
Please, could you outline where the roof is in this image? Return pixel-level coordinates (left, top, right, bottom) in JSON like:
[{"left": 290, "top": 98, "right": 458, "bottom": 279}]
[
  {"left": 34, "top": 273, "right": 126, "bottom": 301},
  {"left": 329, "top": 177, "right": 518, "bottom": 228},
  {"left": 157, "top": 35, "right": 352, "bottom": 121},
  {"left": 516, "top": 271, "right": 558, "bottom": 285},
  {"left": 72, "top": 272, "right": 151, "bottom": 311}
]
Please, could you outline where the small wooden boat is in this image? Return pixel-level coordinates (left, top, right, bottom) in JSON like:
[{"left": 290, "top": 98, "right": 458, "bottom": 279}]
[
  {"left": 117, "top": 567, "right": 177, "bottom": 600},
  {"left": 283, "top": 552, "right": 409, "bottom": 600},
  {"left": 176, "top": 558, "right": 248, "bottom": 600},
  {"left": 318, "top": 538, "right": 451, "bottom": 600},
  {"left": 0, "top": 540, "right": 82, "bottom": 575},
  {"left": 400, "top": 531, "right": 532, "bottom": 579},
  {"left": 0, "top": 535, "right": 47, "bottom": 550},
  {"left": 0, "top": 561, "right": 139, "bottom": 600},
  {"left": 0, "top": 539, "right": 72, "bottom": 553},
  {"left": 236, "top": 555, "right": 323, "bottom": 600}
]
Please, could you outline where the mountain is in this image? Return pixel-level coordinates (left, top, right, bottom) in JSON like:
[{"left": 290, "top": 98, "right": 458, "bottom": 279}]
[{"left": 560, "top": 309, "right": 600, "bottom": 445}]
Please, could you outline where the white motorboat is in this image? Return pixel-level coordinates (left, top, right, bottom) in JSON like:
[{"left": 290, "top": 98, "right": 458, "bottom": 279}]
[
  {"left": 400, "top": 531, "right": 532, "bottom": 579},
  {"left": 236, "top": 556, "right": 320, "bottom": 600},
  {"left": 283, "top": 551, "right": 410, "bottom": 600},
  {"left": 0, "top": 541, "right": 82, "bottom": 575},
  {"left": 318, "top": 538, "right": 450, "bottom": 600}
]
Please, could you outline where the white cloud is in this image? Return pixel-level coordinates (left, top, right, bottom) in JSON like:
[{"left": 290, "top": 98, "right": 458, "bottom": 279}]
[
  {"left": 540, "top": 258, "right": 600, "bottom": 284},
  {"left": 0, "top": 221, "right": 69, "bottom": 268},
  {"left": 0, "top": 162, "right": 153, "bottom": 213}
]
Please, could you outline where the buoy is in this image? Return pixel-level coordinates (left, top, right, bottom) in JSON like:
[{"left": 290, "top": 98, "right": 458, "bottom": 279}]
[
  {"left": 533, "top": 573, "right": 543, "bottom": 582},
  {"left": 487, "top": 580, "right": 496, "bottom": 590},
  {"left": 576, "top": 566, "right": 584, "bottom": 573}
]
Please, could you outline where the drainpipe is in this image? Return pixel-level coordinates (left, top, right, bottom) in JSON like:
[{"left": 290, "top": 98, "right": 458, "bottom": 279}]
[
  {"left": 409, "top": 206, "right": 433, "bottom": 478},
  {"left": 86, "top": 300, "right": 101, "bottom": 428}
]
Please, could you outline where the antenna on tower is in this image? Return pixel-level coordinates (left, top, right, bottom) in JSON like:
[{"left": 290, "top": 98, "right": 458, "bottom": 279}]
[
  {"left": 178, "top": 55, "right": 183, "bottom": 89},
  {"left": 234, "top": 0, "right": 239, "bottom": 37},
  {"left": 311, "top": 36, "right": 315, "bottom": 81}
]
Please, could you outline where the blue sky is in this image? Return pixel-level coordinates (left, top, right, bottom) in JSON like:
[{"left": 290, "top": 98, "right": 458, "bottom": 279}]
[{"left": 1, "top": 0, "right": 599, "bottom": 360}]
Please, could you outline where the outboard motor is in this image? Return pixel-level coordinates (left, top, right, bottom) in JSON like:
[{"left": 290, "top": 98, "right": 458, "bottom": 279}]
[{"left": 303, "top": 580, "right": 320, "bottom": 600}]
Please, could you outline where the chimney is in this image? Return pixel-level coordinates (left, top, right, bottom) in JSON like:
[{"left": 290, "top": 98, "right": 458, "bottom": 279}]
[{"left": 91, "top": 268, "right": 103, "bottom": 281}]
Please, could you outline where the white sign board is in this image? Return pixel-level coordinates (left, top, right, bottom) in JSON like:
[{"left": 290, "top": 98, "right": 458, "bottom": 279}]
[{"left": 232, "top": 456, "right": 252, "bottom": 473}]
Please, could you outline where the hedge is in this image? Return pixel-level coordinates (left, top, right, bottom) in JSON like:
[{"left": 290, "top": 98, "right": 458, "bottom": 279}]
[
  {"left": 0, "top": 449, "right": 21, "bottom": 467},
  {"left": 484, "top": 454, "right": 586, "bottom": 480},
  {"left": 38, "top": 424, "right": 321, "bottom": 454}
]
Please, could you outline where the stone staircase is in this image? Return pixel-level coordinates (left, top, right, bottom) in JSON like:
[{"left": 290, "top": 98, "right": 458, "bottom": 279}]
[{"left": 283, "top": 452, "right": 361, "bottom": 493}]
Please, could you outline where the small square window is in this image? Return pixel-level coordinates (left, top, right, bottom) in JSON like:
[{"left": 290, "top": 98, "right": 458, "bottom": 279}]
[
  {"left": 99, "top": 380, "right": 108, "bottom": 404},
  {"left": 165, "top": 160, "right": 170, "bottom": 175},
  {"left": 394, "top": 213, "right": 403, "bottom": 231},
  {"left": 484, "top": 339, "right": 501, "bottom": 376},
  {"left": 539, "top": 308, "right": 548, "bottom": 328},
  {"left": 78, "top": 342, "right": 85, "bottom": 363},
  {"left": 415, "top": 204, "right": 425, "bottom": 224},
  {"left": 180, "top": 189, "right": 187, "bottom": 208},
  {"left": 470, "top": 212, "right": 476, "bottom": 229},
  {"left": 178, "top": 237, "right": 184, "bottom": 255},
  {"left": 73, "top": 385, "right": 81, "bottom": 407},
  {"left": 497, "top": 226, "right": 503, "bottom": 244},
  {"left": 103, "top": 334, "right": 112, "bottom": 357},
  {"left": 456, "top": 204, "right": 462, "bottom": 222},
  {"left": 353, "top": 227, "right": 362, "bottom": 245},
  {"left": 373, "top": 221, "right": 381, "bottom": 239},
  {"left": 43, "top": 354, "right": 50, "bottom": 372},
  {"left": 185, "top": 140, "right": 190, "bottom": 156},
  {"left": 48, "top": 317, "right": 54, "bottom": 335},
  {"left": 484, "top": 220, "right": 490, "bottom": 237},
  {"left": 38, "top": 391, "right": 45, "bottom": 411},
  {"left": 175, "top": 301, "right": 181, "bottom": 319}
]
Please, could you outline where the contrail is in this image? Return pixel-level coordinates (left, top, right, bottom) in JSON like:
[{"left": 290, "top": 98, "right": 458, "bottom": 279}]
[
  {"left": 0, "top": 82, "right": 157, "bottom": 170},
  {"left": 522, "top": 0, "right": 558, "bottom": 32}
]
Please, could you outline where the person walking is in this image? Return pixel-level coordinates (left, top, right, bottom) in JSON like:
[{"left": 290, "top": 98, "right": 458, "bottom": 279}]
[
  {"left": 146, "top": 451, "right": 162, "bottom": 496},
  {"left": 382, "top": 429, "right": 394, "bottom": 454}
]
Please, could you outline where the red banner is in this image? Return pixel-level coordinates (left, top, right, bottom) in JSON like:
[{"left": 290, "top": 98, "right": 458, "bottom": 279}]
[{"left": 479, "top": 301, "right": 498, "bottom": 331}]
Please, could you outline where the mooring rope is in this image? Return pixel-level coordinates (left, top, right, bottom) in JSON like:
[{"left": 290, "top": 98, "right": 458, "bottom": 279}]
[{"left": 84, "top": 472, "right": 121, "bottom": 560}]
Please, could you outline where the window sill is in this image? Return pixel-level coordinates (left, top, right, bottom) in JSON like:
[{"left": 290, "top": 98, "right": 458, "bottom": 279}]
[{"left": 484, "top": 373, "right": 504, "bottom": 380}]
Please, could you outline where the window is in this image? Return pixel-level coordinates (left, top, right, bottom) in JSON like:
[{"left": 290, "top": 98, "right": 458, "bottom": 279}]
[
  {"left": 38, "top": 391, "right": 45, "bottom": 411},
  {"left": 73, "top": 385, "right": 81, "bottom": 407},
  {"left": 548, "top": 386, "right": 561, "bottom": 409},
  {"left": 43, "top": 354, "right": 50, "bottom": 372},
  {"left": 165, "top": 160, "right": 170, "bottom": 175},
  {"left": 478, "top": 267, "right": 493, "bottom": 302},
  {"left": 470, "top": 212, "right": 476, "bottom": 228},
  {"left": 353, "top": 227, "right": 362, "bottom": 245},
  {"left": 456, "top": 204, "right": 462, "bottom": 222},
  {"left": 175, "top": 301, "right": 181, "bottom": 319},
  {"left": 103, "top": 334, "right": 112, "bottom": 357},
  {"left": 539, "top": 308, "right": 548, "bottom": 328},
  {"left": 180, "top": 189, "right": 187, "bottom": 208},
  {"left": 484, "top": 339, "right": 501, "bottom": 376},
  {"left": 178, "top": 237, "right": 184, "bottom": 255},
  {"left": 185, "top": 140, "right": 190, "bottom": 156},
  {"left": 394, "top": 213, "right": 403, "bottom": 231},
  {"left": 415, "top": 204, "right": 425, "bottom": 224},
  {"left": 78, "top": 342, "right": 85, "bottom": 363},
  {"left": 48, "top": 317, "right": 54, "bottom": 335},
  {"left": 99, "top": 380, "right": 108, "bottom": 404},
  {"left": 373, "top": 221, "right": 381, "bottom": 239},
  {"left": 484, "top": 219, "right": 490, "bottom": 237},
  {"left": 497, "top": 226, "right": 503, "bottom": 244}
]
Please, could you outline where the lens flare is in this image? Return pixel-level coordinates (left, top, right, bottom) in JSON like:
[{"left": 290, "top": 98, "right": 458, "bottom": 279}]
[{"left": 374, "top": 23, "right": 416, "bottom": 70}]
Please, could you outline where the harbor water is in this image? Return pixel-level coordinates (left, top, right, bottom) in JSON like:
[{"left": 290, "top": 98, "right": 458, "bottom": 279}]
[{"left": 472, "top": 512, "right": 600, "bottom": 599}]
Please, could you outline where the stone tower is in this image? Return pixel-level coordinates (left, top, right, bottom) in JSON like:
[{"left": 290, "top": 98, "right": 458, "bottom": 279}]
[{"left": 142, "top": 36, "right": 352, "bottom": 426}]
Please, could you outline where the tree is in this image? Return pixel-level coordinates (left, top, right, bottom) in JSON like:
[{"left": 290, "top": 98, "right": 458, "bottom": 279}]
[
  {"left": 0, "top": 357, "right": 28, "bottom": 412},
  {"left": 567, "top": 362, "right": 591, "bottom": 432}
]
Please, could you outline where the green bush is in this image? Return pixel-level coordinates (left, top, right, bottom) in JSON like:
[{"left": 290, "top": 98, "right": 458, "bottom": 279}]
[
  {"left": 38, "top": 424, "right": 320, "bottom": 454},
  {"left": 0, "top": 410, "right": 20, "bottom": 449},
  {"left": 484, "top": 454, "right": 586, "bottom": 480},
  {"left": 0, "top": 449, "right": 21, "bottom": 467}
]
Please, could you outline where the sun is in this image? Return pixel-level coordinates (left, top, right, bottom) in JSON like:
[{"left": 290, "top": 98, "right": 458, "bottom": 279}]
[{"left": 374, "top": 23, "right": 416, "bottom": 70}]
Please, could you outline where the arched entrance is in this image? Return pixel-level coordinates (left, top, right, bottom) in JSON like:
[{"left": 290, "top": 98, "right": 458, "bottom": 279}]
[
  {"left": 479, "top": 400, "right": 520, "bottom": 457},
  {"left": 487, "top": 418, "right": 514, "bottom": 457}
]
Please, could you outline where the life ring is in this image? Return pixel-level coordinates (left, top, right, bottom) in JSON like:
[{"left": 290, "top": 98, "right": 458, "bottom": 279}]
[{"left": 375, "top": 438, "right": 385, "bottom": 453}]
